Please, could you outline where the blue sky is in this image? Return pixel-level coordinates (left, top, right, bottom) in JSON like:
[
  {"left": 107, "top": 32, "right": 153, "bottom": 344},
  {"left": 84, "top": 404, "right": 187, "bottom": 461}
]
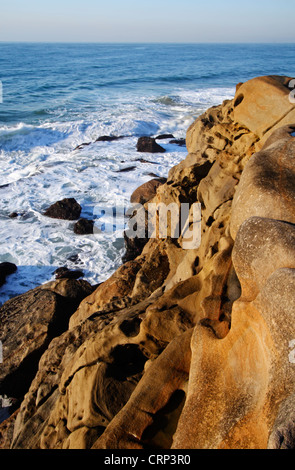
[{"left": 1, "top": 0, "right": 294, "bottom": 43}]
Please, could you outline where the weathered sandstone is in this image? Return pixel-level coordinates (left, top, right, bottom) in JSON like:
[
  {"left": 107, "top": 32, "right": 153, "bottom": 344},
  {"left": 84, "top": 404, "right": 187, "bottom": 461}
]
[{"left": 1, "top": 75, "right": 295, "bottom": 450}]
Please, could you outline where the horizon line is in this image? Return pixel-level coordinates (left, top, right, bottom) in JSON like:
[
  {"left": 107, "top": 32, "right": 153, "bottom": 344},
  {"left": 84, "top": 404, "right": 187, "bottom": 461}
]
[{"left": 0, "top": 40, "right": 294, "bottom": 45}]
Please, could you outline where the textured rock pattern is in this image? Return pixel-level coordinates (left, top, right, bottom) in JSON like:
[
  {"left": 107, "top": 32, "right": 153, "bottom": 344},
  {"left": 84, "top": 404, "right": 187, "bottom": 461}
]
[{"left": 1, "top": 75, "right": 295, "bottom": 449}]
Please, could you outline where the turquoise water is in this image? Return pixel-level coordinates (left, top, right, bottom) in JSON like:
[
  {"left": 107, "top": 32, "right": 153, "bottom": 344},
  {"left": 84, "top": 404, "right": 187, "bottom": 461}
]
[{"left": 0, "top": 43, "right": 294, "bottom": 303}]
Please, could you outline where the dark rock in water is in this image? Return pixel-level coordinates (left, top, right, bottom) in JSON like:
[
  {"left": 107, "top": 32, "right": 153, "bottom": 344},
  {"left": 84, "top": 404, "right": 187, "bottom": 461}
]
[
  {"left": 135, "top": 158, "right": 157, "bottom": 164},
  {"left": 115, "top": 166, "right": 136, "bottom": 173},
  {"left": 0, "top": 262, "right": 17, "bottom": 287},
  {"left": 146, "top": 172, "right": 160, "bottom": 178},
  {"left": 74, "top": 218, "right": 94, "bottom": 235},
  {"left": 74, "top": 142, "right": 91, "bottom": 150},
  {"left": 130, "top": 177, "right": 167, "bottom": 204},
  {"left": 44, "top": 198, "right": 81, "bottom": 220},
  {"left": 169, "top": 138, "right": 186, "bottom": 146},
  {"left": 67, "top": 253, "right": 81, "bottom": 264},
  {"left": 54, "top": 267, "right": 84, "bottom": 280},
  {"left": 95, "top": 135, "right": 123, "bottom": 142},
  {"left": 155, "top": 133, "right": 175, "bottom": 140},
  {"left": 136, "top": 137, "right": 166, "bottom": 153},
  {"left": 9, "top": 212, "right": 18, "bottom": 219}
]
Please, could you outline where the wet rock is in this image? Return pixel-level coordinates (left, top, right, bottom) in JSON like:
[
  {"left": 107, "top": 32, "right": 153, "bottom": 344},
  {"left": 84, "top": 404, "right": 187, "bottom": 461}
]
[
  {"left": 73, "top": 218, "right": 94, "bottom": 235},
  {"left": 67, "top": 253, "right": 81, "bottom": 263},
  {"left": 44, "top": 198, "right": 81, "bottom": 221},
  {"left": 115, "top": 166, "right": 136, "bottom": 173},
  {"left": 169, "top": 138, "right": 186, "bottom": 146},
  {"left": 155, "top": 134, "right": 175, "bottom": 140},
  {"left": 136, "top": 137, "right": 166, "bottom": 153},
  {"left": 0, "top": 262, "right": 17, "bottom": 287},
  {"left": 73, "top": 142, "right": 91, "bottom": 150},
  {"left": 54, "top": 267, "right": 84, "bottom": 280},
  {"left": 95, "top": 135, "right": 123, "bottom": 142}
]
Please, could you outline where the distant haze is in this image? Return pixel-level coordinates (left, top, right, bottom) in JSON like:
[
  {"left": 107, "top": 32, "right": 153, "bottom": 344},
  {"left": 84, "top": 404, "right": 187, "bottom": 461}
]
[{"left": 0, "top": 0, "right": 294, "bottom": 43}]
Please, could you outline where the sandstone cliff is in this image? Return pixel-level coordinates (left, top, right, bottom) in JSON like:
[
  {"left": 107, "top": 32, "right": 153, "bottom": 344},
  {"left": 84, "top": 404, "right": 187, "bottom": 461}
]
[{"left": 1, "top": 75, "right": 295, "bottom": 449}]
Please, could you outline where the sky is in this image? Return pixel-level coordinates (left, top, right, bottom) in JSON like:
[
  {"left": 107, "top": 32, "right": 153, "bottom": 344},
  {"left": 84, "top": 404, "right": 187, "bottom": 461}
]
[{"left": 0, "top": 0, "right": 294, "bottom": 43}]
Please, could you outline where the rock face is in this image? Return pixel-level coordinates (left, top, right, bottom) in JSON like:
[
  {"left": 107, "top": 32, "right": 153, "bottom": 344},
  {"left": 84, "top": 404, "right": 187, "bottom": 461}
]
[
  {"left": 0, "top": 279, "right": 93, "bottom": 402},
  {"left": 1, "top": 75, "right": 295, "bottom": 450}
]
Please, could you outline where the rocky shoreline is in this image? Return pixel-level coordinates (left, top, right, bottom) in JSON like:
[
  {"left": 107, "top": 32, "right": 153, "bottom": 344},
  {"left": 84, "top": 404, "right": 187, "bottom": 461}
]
[{"left": 1, "top": 75, "right": 295, "bottom": 449}]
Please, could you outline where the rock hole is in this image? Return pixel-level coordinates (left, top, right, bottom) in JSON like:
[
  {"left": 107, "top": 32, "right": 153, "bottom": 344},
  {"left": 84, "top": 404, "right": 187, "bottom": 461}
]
[
  {"left": 141, "top": 389, "right": 186, "bottom": 449},
  {"left": 119, "top": 317, "right": 142, "bottom": 337},
  {"left": 234, "top": 94, "right": 244, "bottom": 107},
  {"left": 206, "top": 216, "right": 214, "bottom": 227},
  {"left": 108, "top": 344, "right": 148, "bottom": 380}
]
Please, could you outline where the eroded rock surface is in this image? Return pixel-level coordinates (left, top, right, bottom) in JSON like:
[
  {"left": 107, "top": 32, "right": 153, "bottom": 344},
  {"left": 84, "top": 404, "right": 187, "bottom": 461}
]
[{"left": 1, "top": 75, "right": 295, "bottom": 449}]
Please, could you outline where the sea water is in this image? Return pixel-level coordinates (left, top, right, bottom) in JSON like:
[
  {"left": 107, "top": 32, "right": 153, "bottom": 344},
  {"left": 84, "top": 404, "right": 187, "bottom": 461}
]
[{"left": 0, "top": 43, "right": 294, "bottom": 305}]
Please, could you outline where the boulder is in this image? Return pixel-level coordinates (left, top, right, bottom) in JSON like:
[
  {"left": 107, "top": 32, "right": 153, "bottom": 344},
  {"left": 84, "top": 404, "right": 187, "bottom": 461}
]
[
  {"left": 136, "top": 137, "right": 166, "bottom": 153},
  {"left": 232, "top": 75, "right": 295, "bottom": 140},
  {"left": 155, "top": 134, "right": 175, "bottom": 140},
  {"left": 73, "top": 218, "right": 94, "bottom": 235},
  {"left": 44, "top": 198, "right": 81, "bottom": 220},
  {"left": 54, "top": 267, "right": 84, "bottom": 280},
  {"left": 130, "top": 177, "right": 166, "bottom": 205},
  {"left": 230, "top": 125, "right": 295, "bottom": 240}
]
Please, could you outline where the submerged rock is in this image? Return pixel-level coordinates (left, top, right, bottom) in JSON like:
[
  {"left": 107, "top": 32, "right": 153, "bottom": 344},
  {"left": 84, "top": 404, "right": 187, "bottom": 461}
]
[{"left": 95, "top": 135, "right": 124, "bottom": 142}]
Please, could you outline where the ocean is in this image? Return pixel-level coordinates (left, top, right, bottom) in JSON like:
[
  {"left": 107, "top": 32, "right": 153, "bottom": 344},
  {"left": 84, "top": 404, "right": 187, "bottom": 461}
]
[{"left": 0, "top": 42, "right": 294, "bottom": 305}]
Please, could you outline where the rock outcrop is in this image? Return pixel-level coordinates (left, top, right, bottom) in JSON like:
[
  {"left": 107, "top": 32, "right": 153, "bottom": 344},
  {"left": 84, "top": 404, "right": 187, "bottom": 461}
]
[
  {"left": 0, "top": 279, "right": 93, "bottom": 405},
  {"left": 136, "top": 137, "right": 166, "bottom": 153},
  {"left": 1, "top": 75, "right": 295, "bottom": 450},
  {"left": 44, "top": 198, "right": 82, "bottom": 220}
]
